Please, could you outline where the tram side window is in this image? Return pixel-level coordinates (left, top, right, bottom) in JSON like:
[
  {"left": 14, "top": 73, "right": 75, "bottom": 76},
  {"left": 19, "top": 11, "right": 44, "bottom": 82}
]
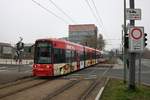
[
  {"left": 72, "top": 51, "right": 76, "bottom": 62},
  {"left": 96, "top": 53, "right": 98, "bottom": 59},
  {"left": 87, "top": 52, "right": 91, "bottom": 59},
  {"left": 80, "top": 51, "right": 84, "bottom": 61},
  {"left": 85, "top": 52, "right": 88, "bottom": 60},
  {"left": 92, "top": 52, "right": 96, "bottom": 59},
  {"left": 54, "top": 48, "right": 65, "bottom": 63},
  {"left": 66, "top": 50, "right": 75, "bottom": 63},
  {"left": 66, "top": 50, "right": 71, "bottom": 63},
  {"left": 96, "top": 53, "right": 101, "bottom": 59}
]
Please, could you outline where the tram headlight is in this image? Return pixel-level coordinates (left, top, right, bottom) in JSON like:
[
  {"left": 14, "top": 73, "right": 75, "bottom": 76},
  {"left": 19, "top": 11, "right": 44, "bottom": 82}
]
[
  {"left": 34, "top": 65, "right": 37, "bottom": 68},
  {"left": 46, "top": 65, "right": 50, "bottom": 68}
]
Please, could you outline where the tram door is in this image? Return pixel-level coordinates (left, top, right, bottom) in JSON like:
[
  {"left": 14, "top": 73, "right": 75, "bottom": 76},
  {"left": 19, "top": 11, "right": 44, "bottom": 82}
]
[
  {"left": 66, "top": 50, "right": 73, "bottom": 71},
  {"left": 76, "top": 51, "right": 80, "bottom": 70}
]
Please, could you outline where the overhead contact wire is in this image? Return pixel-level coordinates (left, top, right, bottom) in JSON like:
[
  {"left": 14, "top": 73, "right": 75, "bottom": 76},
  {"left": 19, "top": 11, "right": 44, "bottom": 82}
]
[
  {"left": 32, "top": 0, "right": 69, "bottom": 24},
  {"left": 48, "top": 0, "right": 76, "bottom": 24},
  {"left": 84, "top": 0, "right": 101, "bottom": 28}
]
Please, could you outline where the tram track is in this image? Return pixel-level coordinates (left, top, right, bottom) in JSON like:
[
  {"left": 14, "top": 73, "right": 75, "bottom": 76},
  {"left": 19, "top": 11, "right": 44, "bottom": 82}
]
[
  {"left": 79, "top": 77, "right": 106, "bottom": 100},
  {"left": 0, "top": 65, "right": 112, "bottom": 100},
  {"left": 79, "top": 79, "right": 100, "bottom": 100},
  {"left": 0, "top": 78, "right": 49, "bottom": 99},
  {"left": 49, "top": 80, "right": 94, "bottom": 100},
  {"left": 44, "top": 80, "right": 81, "bottom": 100},
  {"left": 45, "top": 66, "right": 112, "bottom": 100},
  {"left": 79, "top": 66, "right": 112, "bottom": 100},
  {"left": 1, "top": 79, "right": 72, "bottom": 100},
  {"left": 0, "top": 77, "right": 35, "bottom": 89}
]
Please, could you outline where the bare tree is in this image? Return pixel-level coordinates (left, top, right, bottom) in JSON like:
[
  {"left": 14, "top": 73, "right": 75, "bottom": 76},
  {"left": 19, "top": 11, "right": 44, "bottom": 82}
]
[
  {"left": 97, "top": 34, "right": 105, "bottom": 50},
  {"left": 143, "top": 48, "right": 150, "bottom": 59},
  {"left": 81, "top": 34, "right": 105, "bottom": 50}
]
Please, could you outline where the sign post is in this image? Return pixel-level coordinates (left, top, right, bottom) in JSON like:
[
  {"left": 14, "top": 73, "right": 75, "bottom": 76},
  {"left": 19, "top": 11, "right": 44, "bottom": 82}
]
[{"left": 128, "top": 0, "right": 136, "bottom": 90}]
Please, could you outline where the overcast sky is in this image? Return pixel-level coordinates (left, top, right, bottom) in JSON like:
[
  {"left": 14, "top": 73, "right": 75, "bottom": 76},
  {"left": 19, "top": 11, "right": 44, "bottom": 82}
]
[{"left": 0, "top": 0, "right": 150, "bottom": 50}]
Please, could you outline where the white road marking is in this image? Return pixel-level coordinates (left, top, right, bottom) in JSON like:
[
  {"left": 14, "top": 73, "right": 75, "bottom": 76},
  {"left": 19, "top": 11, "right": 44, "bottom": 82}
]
[
  {"left": 23, "top": 70, "right": 32, "bottom": 73},
  {"left": 102, "top": 68, "right": 110, "bottom": 76},
  {"left": 0, "top": 70, "right": 6, "bottom": 72},
  {"left": 0, "top": 67, "right": 6, "bottom": 70},
  {"left": 72, "top": 73, "right": 96, "bottom": 76},
  {"left": 95, "top": 87, "right": 104, "bottom": 100},
  {"left": 29, "top": 65, "right": 33, "bottom": 67}
]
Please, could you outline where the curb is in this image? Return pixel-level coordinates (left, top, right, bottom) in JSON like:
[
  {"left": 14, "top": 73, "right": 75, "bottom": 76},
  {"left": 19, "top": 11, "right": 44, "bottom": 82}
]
[
  {"left": 95, "top": 77, "right": 110, "bottom": 100},
  {"left": 141, "top": 82, "right": 150, "bottom": 87},
  {"left": 97, "top": 64, "right": 113, "bottom": 67}
]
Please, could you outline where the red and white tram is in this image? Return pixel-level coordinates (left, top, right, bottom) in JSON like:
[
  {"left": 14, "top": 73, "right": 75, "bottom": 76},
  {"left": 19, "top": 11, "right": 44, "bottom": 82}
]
[{"left": 33, "top": 38, "right": 101, "bottom": 76}]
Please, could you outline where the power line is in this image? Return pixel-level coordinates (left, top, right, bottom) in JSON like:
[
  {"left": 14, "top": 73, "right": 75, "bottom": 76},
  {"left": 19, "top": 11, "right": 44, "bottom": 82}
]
[
  {"left": 84, "top": 0, "right": 101, "bottom": 28},
  {"left": 48, "top": 0, "right": 76, "bottom": 24},
  {"left": 105, "top": 43, "right": 122, "bottom": 45},
  {"left": 90, "top": 0, "right": 104, "bottom": 27},
  {"left": 105, "top": 39, "right": 122, "bottom": 40},
  {"left": 84, "top": 0, "right": 110, "bottom": 40},
  {"left": 90, "top": 0, "right": 110, "bottom": 40},
  {"left": 32, "top": 0, "right": 68, "bottom": 24}
]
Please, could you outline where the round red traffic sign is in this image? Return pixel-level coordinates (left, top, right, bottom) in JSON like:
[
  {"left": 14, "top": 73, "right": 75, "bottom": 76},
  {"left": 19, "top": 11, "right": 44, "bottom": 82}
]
[{"left": 130, "top": 28, "right": 142, "bottom": 40}]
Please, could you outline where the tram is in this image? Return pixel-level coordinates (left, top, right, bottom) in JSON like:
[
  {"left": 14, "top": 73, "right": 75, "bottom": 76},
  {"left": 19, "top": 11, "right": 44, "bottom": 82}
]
[{"left": 33, "top": 38, "right": 102, "bottom": 76}]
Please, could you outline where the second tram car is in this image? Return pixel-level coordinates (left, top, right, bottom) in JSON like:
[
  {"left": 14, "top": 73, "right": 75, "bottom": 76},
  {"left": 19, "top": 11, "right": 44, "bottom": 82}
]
[{"left": 33, "top": 38, "right": 101, "bottom": 77}]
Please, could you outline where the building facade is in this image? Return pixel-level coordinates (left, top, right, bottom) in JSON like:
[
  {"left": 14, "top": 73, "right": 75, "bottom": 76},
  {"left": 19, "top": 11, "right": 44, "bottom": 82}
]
[
  {"left": 23, "top": 43, "right": 34, "bottom": 59},
  {"left": 69, "top": 24, "right": 98, "bottom": 47},
  {"left": 0, "top": 42, "right": 14, "bottom": 59},
  {"left": 0, "top": 42, "right": 34, "bottom": 59}
]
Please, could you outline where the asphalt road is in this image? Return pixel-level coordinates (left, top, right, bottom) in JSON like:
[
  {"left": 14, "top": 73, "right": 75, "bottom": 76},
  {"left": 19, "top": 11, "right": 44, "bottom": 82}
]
[
  {"left": 0, "top": 59, "right": 150, "bottom": 85},
  {"left": 0, "top": 64, "right": 32, "bottom": 84},
  {"left": 62, "top": 59, "right": 150, "bottom": 85},
  {"left": 0, "top": 64, "right": 32, "bottom": 72},
  {"left": 139, "top": 59, "right": 150, "bottom": 85},
  {"left": 106, "top": 59, "right": 150, "bottom": 85}
]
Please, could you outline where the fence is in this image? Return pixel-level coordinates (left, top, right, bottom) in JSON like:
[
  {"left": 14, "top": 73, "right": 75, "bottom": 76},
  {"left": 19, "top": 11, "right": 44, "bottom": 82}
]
[{"left": 0, "top": 58, "right": 33, "bottom": 65}]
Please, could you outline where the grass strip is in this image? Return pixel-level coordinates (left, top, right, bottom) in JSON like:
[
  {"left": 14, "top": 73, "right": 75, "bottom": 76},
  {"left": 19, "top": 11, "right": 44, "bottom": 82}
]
[{"left": 101, "top": 78, "right": 150, "bottom": 100}]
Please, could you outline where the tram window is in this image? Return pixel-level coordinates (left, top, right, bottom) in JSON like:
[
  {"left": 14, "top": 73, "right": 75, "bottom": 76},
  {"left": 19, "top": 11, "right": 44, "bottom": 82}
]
[
  {"left": 66, "top": 50, "right": 71, "bottom": 58},
  {"left": 80, "top": 51, "right": 84, "bottom": 61},
  {"left": 84, "top": 52, "right": 87, "bottom": 60},
  {"left": 87, "top": 52, "right": 91, "bottom": 59},
  {"left": 54, "top": 48, "right": 65, "bottom": 63},
  {"left": 92, "top": 52, "right": 96, "bottom": 59},
  {"left": 35, "top": 42, "right": 51, "bottom": 64},
  {"left": 72, "top": 51, "right": 75, "bottom": 61},
  {"left": 66, "top": 50, "right": 75, "bottom": 63}
]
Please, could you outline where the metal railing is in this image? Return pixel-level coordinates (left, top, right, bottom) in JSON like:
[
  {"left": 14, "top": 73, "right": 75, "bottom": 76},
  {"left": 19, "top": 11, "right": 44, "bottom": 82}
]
[{"left": 0, "top": 58, "right": 33, "bottom": 65}]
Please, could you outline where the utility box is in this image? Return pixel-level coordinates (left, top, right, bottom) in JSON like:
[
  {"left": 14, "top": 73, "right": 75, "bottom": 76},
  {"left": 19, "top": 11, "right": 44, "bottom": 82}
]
[{"left": 129, "top": 26, "right": 144, "bottom": 53}]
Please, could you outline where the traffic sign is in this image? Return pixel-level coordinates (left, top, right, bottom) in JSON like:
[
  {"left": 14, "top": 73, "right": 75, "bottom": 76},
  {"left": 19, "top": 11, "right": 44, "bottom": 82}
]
[
  {"left": 129, "top": 27, "right": 144, "bottom": 52},
  {"left": 126, "top": 8, "right": 141, "bottom": 20},
  {"left": 130, "top": 28, "right": 142, "bottom": 40}
]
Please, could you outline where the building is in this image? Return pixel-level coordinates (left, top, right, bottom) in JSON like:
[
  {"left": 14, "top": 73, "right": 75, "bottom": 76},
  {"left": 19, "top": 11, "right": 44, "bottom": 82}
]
[
  {"left": 0, "top": 42, "right": 34, "bottom": 59},
  {"left": 69, "top": 24, "right": 98, "bottom": 48},
  {"left": 0, "top": 42, "right": 14, "bottom": 59},
  {"left": 23, "top": 43, "right": 34, "bottom": 59},
  {"left": 59, "top": 37, "right": 69, "bottom": 41}
]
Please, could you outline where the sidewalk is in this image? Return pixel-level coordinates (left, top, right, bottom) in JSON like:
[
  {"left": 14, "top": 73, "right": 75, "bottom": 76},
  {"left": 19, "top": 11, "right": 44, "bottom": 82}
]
[{"left": 113, "top": 58, "right": 124, "bottom": 69}]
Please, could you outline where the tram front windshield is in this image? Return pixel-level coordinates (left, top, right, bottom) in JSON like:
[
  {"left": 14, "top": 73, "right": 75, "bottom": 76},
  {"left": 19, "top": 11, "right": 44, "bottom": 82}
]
[{"left": 35, "top": 42, "right": 52, "bottom": 64}]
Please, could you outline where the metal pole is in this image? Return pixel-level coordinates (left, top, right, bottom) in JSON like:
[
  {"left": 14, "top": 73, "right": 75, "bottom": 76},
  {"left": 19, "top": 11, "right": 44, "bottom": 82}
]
[
  {"left": 123, "top": 0, "right": 127, "bottom": 84},
  {"left": 18, "top": 51, "right": 21, "bottom": 72},
  {"left": 138, "top": 53, "right": 142, "bottom": 86},
  {"left": 128, "top": 0, "right": 136, "bottom": 90}
]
